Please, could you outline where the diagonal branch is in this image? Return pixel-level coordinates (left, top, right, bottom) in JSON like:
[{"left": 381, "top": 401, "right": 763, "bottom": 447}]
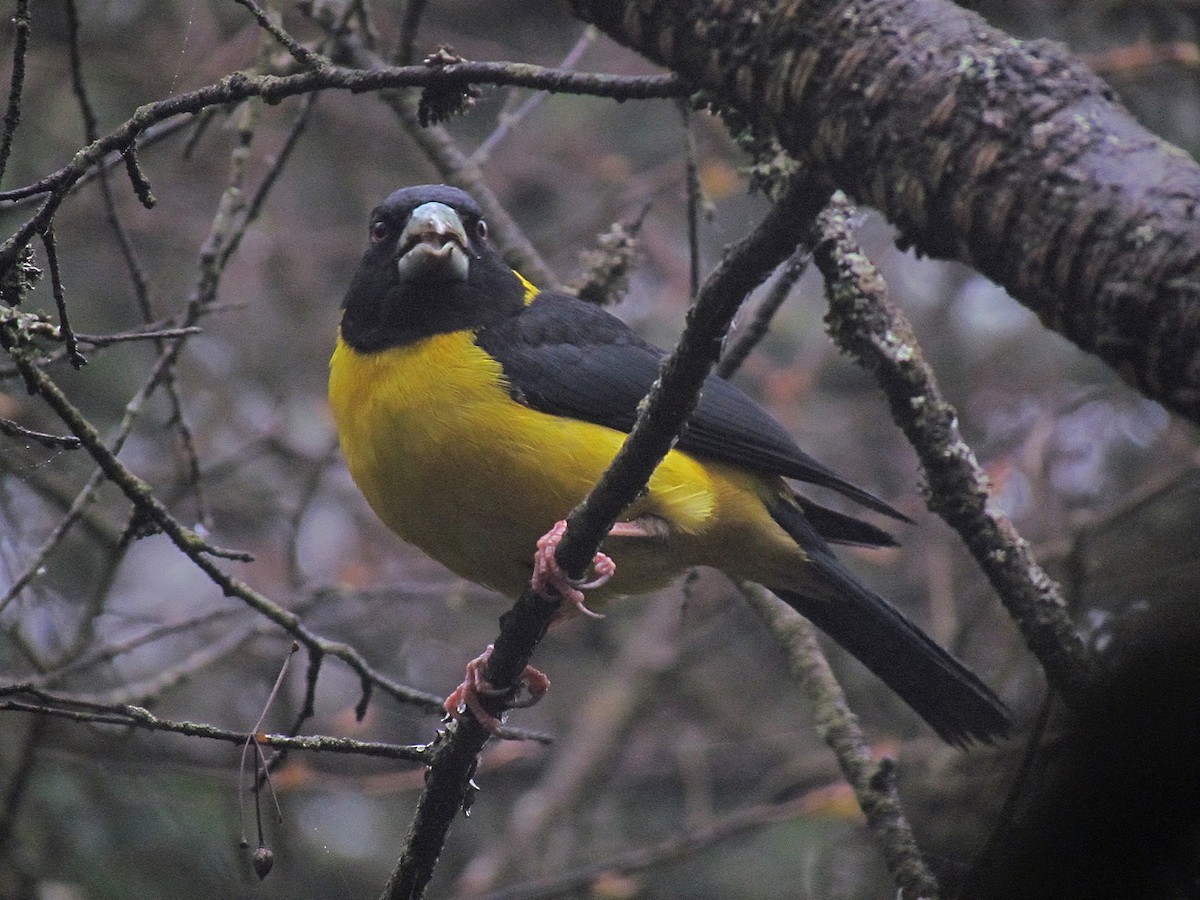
[
  {"left": 741, "top": 583, "right": 941, "bottom": 899},
  {"left": 0, "top": 331, "right": 446, "bottom": 714},
  {"left": 813, "top": 193, "right": 1091, "bottom": 703},
  {"left": 0, "top": 0, "right": 30, "bottom": 188},
  {"left": 381, "top": 174, "right": 832, "bottom": 900}
]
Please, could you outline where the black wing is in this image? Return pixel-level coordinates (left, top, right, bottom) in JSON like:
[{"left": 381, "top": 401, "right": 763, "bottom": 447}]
[{"left": 475, "top": 292, "right": 907, "bottom": 521}]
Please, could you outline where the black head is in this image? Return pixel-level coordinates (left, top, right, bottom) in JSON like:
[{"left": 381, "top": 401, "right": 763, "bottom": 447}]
[{"left": 340, "top": 185, "right": 528, "bottom": 352}]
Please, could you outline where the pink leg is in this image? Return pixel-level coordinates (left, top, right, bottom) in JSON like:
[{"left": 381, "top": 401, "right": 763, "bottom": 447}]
[
  {"left": 532, "top": 520, "right": 613, "bottom": 620},
  {"left": 531, "top": 517, "right": 668, "bottom": 621},
  {"left": 446, "top": 518, "right": 666, "bottom": 733},
  {"left": 443, "top": 644, "right": 552, "bottom": 735}
]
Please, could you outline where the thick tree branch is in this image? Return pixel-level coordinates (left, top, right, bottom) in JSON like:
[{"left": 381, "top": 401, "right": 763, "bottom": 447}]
[{"left": 568, "top": 0, "right": 1200, "bottom": 423}]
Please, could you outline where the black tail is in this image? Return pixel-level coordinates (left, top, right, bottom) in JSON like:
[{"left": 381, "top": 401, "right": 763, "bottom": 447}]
[{"left": 770, "top": 499, "right": 1010, "bottom": 746}]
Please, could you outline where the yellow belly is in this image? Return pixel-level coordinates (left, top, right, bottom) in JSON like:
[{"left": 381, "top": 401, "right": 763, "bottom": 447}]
[{"left": 329, "top": 331, "right": 803, "bottom": 600}]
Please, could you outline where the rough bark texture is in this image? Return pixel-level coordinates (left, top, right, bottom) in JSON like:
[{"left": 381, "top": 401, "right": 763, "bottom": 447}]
[
  {"left": 815, "top": 194, "right": 1091, "bottom": 702},
  {"left": 568, "top": 0, "right": 1200, "bottom": 423}
]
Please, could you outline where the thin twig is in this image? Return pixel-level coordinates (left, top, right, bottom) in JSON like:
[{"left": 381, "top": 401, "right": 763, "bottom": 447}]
[
  {"left": 680, "top": 102, "right": 702, "bottom": 299},
  {"left": 0, "top": 714, "right": 43, "bottom": 860},
  {"left": 0, "top": 0, "right": 30, "bottom": 187},
  {"left": 66, "top": 626, "right": 249, "bottom": 710},
  {"left": 0, "top": 686, "right": 429, "bottom": 763},
  {"left": 74, "top": 325, "right": 201, "bottom": 347},
  {"left": 239, "top": 642, "right": 300, "bottom": 847},
  {"left": 0, "top": 337, "right": 445, "bottom": 712},
  {"left": 67, "top": 0, "right": 157, "bottom": 323},
  {"left": 0, "top": 316, "right": 208, "bottom": 619},
  {"left": 64, "top": 0, "right": 97, "bottom": 135},
  {"left": 0, "top": 117, "right": 192, "bottom": 209},
  {"left": 469, "top": 27, "right": 597, "bottom": 167},
  {"left": 32, "top": 608, "right": 239, "bottom": 688},
  {"left": 471, "top": 594, "right": 684, "bottom": 890},
  {"left": 231, "top": 0, "right": 331, "bottom": 70},
  {"left": 38, "top": 228, "right": 85, "bottom": 369},
  {"left": 285, "top": 435, "right": 341, "bottom": 587},
  {"left": 393, "top": 0, "right": 429, "bottom": 66},
  {"left": 716, "top": 242, "right": 811, "bottom": 379},
  {"left": 0, "top": 59, "right": 687, "bottom": 273},
  {"left": 741, "top": 584, "right": 941, "bottom": 899},
  {"left": 0, "top": 416, "right": 81, "bottom": 450},
  {"left": 120, "top": 146, "right": 156, "bottom": 208},
  {"left": 218, "top": 90, "right": 320, "bottom": 269},
  {"left": 0, "top": 467, "right": 106, "bottom": 617}
]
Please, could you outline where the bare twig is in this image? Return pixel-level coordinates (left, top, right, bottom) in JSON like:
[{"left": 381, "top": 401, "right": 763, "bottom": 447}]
[
  {"left": 394, "top": 0, "right": 429, "bottom": 66},
  {"left": 32, "top": 608, "right": 240, "bottom": 688},
  {"left": 74, "top": 325, "right": 201, "bottom": 347},
  {"left": 285, "top": 435, "right": 341, "bottom": 587},
  {"left": 0, "top": 0, "right": 30, "bottom": 187},
  {"left": 680, "top": 102, "right": 702, "bottom": 299},
  {"left": 37, "top": 228, "right": 85, "bottom": 369},
  {"left": 741, "top": 584, "right": 941, "bottom": 899},
  {"left": 469, "top": 27, "right": 598, "bottom": 167},
  {"left": 66, "top": 0, "right": 157, "bottom": 324},
  {"left": 0, "top": 59, "right": 686, "bottom": 273},
  {"left": 231, "top": 0, "right": 331, "bottom": 70},
  {"left": 716, "top": 242, "right": 810, "bottom": 379},
  {"left": 0, "top": 338, "right": 445, "bottom": 713},
  {"left": 0, "top": 116, "right": 193, "bottom": 210},
  {"left": 570, "top": 203, "right": 650, "bottom": 306},
  {"left": 239, "top": 642, "right": 300, "bottom": 851},
  {"left": 468, "top": 594, "right": 685, "bottom": 890},
  {"left": 0, "top": 416, "right": 80, "bottom": 450},
  {"left": 0, "top": 686, "right": 429, "bottom": 763},
  {"left": 0, "top": 715, "right": 43, "bottom": 860},
  {"left": 0, "top": 464, "right": 111, "bottom": 616},
  {"left": 219, "top": 91, "right": 320, "bottom": 269}
]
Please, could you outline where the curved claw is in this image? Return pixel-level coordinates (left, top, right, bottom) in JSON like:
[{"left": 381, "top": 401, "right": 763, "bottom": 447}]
[
  {"left": 443, "top": 644, "right": 552, "bottom": 735},
  {"left": 532, "top": 520, "right": 613, "bottom": 620}
]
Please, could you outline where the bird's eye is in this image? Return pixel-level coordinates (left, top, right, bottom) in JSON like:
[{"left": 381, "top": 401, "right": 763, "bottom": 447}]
[
  {"left": 475, "top": 219, "right": 488, "bottom": 240},
  {"left": 369, "top": 220, "right": 389, "bottom": 243}
]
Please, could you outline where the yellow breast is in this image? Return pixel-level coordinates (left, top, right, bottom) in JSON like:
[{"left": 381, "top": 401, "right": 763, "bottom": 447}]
[{"left": 329, "top": 330, "right": 750, "bottom": 599}]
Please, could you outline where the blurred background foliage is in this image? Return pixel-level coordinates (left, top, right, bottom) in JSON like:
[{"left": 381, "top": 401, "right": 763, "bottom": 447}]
[{"left": 0, "top": 1, "right": 1198, "bottom": 898}]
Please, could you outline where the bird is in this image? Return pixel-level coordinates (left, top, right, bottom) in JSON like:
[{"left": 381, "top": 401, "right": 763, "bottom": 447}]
[{"left": 328, "top": 183, "right": 1010, "bottom": 745}]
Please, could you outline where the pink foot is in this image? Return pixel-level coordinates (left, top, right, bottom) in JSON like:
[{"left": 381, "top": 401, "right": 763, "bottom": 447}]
[
  {"left": 443, "top": 644, "right": 551, "bottom": 735},
  {"left": 532, "top": 520, "right": 614, "bottom": 620}
]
